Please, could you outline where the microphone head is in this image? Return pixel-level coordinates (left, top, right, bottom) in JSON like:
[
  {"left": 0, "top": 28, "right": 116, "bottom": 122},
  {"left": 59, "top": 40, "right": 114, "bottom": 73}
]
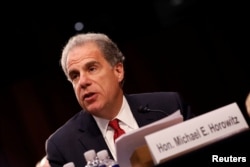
[
  {"left": 138, "top": 105, "right": 150, "bottom": 113},
  {"left": 138, "top": 105, "right": 168, "bottom": 116}
]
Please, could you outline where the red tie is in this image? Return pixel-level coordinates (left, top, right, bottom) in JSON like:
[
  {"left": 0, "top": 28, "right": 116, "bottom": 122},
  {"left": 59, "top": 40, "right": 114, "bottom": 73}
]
[{"left": 108, "top": 119, "right": 125, "bottom": 141}]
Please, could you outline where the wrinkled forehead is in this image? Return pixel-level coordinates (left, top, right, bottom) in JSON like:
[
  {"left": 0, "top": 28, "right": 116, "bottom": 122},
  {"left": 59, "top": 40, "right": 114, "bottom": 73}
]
[{"left": 66, "top": 43, "right": 107, "bottom": 68}]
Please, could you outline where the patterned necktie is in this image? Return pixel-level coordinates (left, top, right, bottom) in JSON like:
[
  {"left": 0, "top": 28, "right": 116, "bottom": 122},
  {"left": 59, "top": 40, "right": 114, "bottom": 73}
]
[{"left": 108, "top": 119, "right": 125, "bottom": 141}]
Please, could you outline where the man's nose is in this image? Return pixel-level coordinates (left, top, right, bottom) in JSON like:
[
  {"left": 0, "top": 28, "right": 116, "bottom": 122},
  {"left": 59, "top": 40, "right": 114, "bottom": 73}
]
[{"left": 79, "top": 74, "right": 91, "bottom": 88}]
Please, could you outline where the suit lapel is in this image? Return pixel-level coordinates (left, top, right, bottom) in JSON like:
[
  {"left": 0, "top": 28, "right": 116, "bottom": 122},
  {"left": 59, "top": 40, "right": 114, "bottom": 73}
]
[{"left": 77, "top": 111, "right": 111, "bottom": 155}]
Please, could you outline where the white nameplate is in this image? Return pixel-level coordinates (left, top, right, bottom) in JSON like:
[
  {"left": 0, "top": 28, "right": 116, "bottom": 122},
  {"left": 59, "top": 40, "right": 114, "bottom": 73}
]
[{"left": 145, "top": 102, "right": 249, "bottom": 165}]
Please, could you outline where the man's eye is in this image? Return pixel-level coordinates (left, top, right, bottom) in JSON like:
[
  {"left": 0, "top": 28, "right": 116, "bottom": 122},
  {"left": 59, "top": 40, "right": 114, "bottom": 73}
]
[
  {"left": 69, "top": 73, "right": 78, "bottom": 81},
  {"left": 89, "top": 66, "right": 97, "bottom": 72}
]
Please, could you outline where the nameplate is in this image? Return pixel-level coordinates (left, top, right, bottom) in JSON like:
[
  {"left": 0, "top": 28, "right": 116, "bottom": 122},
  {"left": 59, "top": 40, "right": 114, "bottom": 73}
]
[{"left": 144, "top": 102, "right": 249, "bottom": 165}]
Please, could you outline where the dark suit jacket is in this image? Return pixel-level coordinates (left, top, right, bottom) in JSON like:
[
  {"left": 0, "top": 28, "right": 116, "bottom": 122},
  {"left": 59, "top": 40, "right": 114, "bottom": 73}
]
[{"left": 46, "top": 92, "right": 194, "bottom": 167}]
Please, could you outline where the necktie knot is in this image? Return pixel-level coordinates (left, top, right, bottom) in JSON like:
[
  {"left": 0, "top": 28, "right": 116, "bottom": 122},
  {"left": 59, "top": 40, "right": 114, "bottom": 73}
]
[{"left": 108, "top": 119, "right": 125, "bottom": 141}]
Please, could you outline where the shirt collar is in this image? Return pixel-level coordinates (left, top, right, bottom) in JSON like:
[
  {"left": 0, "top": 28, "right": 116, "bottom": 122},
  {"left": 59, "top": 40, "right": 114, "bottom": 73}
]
[{"left": 93, "top": 95, "right": 137, "bottom": 137}]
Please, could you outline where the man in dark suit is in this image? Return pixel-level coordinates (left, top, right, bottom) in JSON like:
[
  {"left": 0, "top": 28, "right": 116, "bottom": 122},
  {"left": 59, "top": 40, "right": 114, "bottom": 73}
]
[{"left": 45, "top": 32, "right": 194, "bottom": 167}]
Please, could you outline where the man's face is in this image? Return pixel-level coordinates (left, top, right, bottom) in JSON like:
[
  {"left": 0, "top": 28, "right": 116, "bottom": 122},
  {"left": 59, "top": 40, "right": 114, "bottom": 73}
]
[{"left": 66, "top": 42, "right": 124, "bottom": 118}]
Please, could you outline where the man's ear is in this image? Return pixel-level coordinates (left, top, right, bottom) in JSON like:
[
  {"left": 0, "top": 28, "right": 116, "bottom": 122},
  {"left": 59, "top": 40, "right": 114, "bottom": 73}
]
[{"left": 114, "top": 63, "right": 124, "bottom": 82}]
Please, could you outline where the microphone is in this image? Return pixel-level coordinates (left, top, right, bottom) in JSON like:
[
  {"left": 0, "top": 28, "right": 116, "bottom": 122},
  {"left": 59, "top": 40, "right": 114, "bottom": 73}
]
[{"left": 138, "top": 105, "right": 168, "bottom": 116}]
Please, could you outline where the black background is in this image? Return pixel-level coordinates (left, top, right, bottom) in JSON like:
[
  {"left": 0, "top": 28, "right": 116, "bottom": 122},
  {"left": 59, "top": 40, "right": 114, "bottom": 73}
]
[{"left": 1, "top": 0, "right": 249, "bottom": 167}]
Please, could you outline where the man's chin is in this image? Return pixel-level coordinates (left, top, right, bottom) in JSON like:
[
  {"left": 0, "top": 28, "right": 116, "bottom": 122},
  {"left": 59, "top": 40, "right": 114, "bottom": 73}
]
[{"left": 85, "top": 105, "right": 102, "bottom": 114}]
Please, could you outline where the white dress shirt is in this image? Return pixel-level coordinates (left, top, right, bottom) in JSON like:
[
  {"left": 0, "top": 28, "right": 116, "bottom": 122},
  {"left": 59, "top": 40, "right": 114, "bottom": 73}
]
[{"left": 93, "top": 96, "right": 139, "bottom": 160}]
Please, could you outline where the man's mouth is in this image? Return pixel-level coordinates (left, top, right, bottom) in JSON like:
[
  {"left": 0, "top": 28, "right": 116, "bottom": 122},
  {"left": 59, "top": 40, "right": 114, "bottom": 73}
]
[{"left": 83, "top": 92, "right": 96, "bottom": 101}]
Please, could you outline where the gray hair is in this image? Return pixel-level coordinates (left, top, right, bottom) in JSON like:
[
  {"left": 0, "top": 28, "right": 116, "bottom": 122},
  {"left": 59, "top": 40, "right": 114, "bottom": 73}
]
[{"left": 60, "top": 32, "right": 125, "bottom": 78}]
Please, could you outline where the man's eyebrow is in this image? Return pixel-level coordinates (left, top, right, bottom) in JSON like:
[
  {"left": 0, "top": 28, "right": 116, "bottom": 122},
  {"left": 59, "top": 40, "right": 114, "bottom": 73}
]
[
  {"left": 68, "top": 60, "right": 101, "bottom": 76},
  {"left": 85, "top": 60, "right": 100, "bottom": 67}
]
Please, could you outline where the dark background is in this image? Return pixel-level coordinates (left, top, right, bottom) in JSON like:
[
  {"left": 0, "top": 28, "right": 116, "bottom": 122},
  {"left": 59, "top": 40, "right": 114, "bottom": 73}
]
[{"left": 1, "top": 0, "right": 249, "bottom": 167}]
